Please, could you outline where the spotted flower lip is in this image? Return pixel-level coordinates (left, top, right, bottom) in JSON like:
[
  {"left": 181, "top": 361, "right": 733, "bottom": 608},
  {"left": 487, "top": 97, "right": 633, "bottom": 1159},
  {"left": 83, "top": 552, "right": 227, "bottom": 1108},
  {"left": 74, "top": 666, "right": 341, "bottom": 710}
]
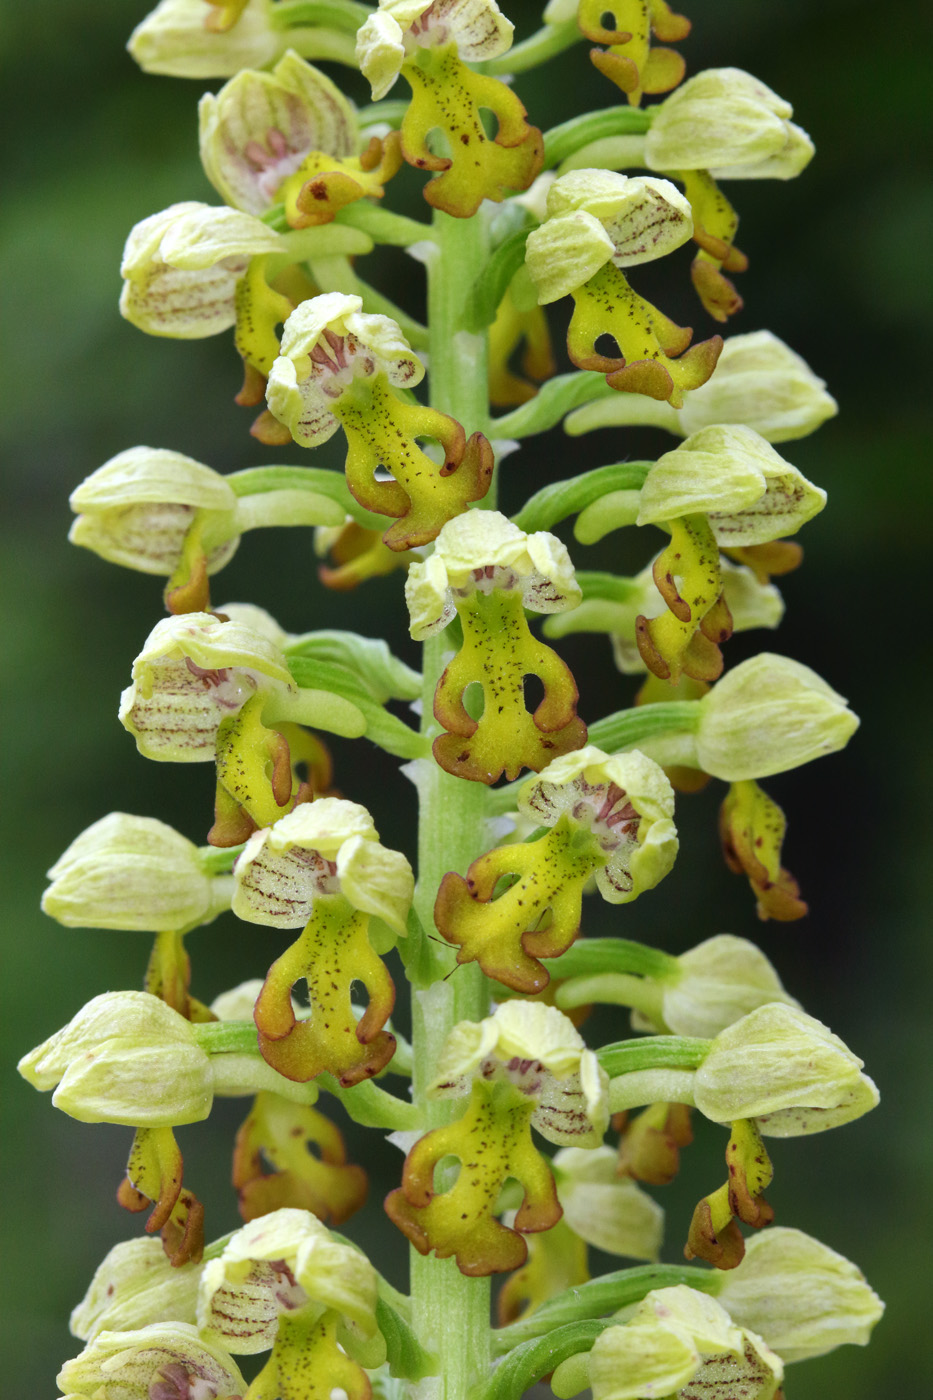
[
  {"left": 231, "top": 796, "right": 414, "bottom": 934},
  {"left": 56, "top": 1322, "right": 246, "bottom": 1400},
  {"left": 405, "top": 510, "right": 581, "bottom": 640},
  {"left": 197, "top": 1207, "right": 378, "bottom": 1354},
  {"left": 636, "top": 424, "right": 827, "bottom": 547},
  {"left": 357, "top": 0, "right": 515, "bottom": 102},
  {"left": 428, "top": 1000, "right": 610, "bottom": 1146},
  {"left": 266, "top": 291, "right": 424, "bottom": 447},
  {"left": 525, "top": 169, "right": 694, "bottom": 304},
  {"left": 199, "top": 51, "right": 358, "bottom": 215},
  {"left": 517, "top": 745, "right": 678, "bottom": 904},
  {"left": 120, "top": 201, "right": 286, "bottom": 339},
  {"left": 645, "top": 66, "right": 815, "bottom": 180},
  {"left": 119, "top": 611, "right": 296, "bottom": 763}
]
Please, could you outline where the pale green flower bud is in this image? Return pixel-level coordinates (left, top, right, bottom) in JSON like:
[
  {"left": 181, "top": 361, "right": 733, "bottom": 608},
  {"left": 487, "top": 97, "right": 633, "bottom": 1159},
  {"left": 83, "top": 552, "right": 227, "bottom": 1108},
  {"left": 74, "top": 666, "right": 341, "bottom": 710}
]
[
  {"left": 231, "top": 797, "right": 414, "bottom": 934},
  {"left": 526, "top": 170, "right": 693, "bottom": 304},
  {"left": 199, "top": 51, "right": 358, "bottom": 215},
  {"left": 69, "top": 447, "right": 239, "bottom": 576},
  {"left": 430, "top": 1001, "right": 609, "bottom": 1146},
  {"left": 57, "top": 1322, "right": 244, "bottom": 1400},
  {"left": 715, "top": 1227, "right": 885, "bottom": 1362},
  {"left": 694, "top": 1004, "right": 879, "bottom": 1136},
  {"left": 677, "top": 331, "right": 837, "bottom": 442},
  {"left": 577, "top": 1286, "right": 782, "bottom": 1400},
  {"left": 634, "top": 934, "right": 800, "bottom": 1039},
  {"left": 42, "top": 812, "right": 227, "bottom": 933},
  {"left": 120, "top": 201, "right": 285, "bottom": 339},
  {"left": 405, "top": 509, "right": 581, "bottom": 640},
  {"left": 695, "top": 653, "right": 859, "bottom": 781},
  {"left": 119, "top": 610, "right": 296, "bottom": 762},
  {"left": 552, "top": 1146, "right": 663, "bottom": 1260},
  {"left": 637, "top": 425, "right": 826, "bottom": 547},
  {"left": 70, "top": 1237, "right": 201, "bottom": 1341},
  {"left": 357, "top": 0, "right": 514, "bottom": 101},
  {"left": 198, "top": 1208, "right": 378, "bottom": 1353},
  {"left": 19, "top": 991, "right": 213, "bottom": 1126},
  {"left": 128, "top": 0, "right": 287, "bottom": 79},
  {"left": 645, "top": 68, "right": 815, "bottom": 180}
]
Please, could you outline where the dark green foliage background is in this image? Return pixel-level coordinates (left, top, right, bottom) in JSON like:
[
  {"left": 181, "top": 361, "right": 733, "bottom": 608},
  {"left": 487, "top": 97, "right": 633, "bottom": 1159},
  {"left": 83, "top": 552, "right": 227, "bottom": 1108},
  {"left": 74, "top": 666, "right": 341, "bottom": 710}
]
[{"left": 1, "top": 0, "right": 930, "bottom": 1394}]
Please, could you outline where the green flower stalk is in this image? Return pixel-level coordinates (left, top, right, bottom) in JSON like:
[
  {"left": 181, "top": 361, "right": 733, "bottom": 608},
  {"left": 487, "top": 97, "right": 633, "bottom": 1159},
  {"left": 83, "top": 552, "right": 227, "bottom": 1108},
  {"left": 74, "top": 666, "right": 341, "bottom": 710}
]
[{"left": 19, "top": 7, "right": 885, "bottom": 1400}]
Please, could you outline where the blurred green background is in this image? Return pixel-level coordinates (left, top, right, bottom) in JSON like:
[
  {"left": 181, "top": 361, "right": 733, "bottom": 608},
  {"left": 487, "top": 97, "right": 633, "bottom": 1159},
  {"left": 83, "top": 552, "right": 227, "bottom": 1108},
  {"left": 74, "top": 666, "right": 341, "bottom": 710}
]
[{"left": 2, "top": 0, "right": 931, "bottom": 1394}]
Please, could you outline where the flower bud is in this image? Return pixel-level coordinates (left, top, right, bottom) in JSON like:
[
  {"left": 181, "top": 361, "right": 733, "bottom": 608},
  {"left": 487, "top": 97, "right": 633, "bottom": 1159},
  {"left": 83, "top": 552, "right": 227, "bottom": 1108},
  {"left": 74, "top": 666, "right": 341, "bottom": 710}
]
[
  {"left": 645, "top": 68, "right": 815, "bottom": 180},
  {"left": 42, "top": 812, "right": 223, "bottom": 932},
  {"left": 637, "top": 425, "right": 826, "bottom": 546},
  {"left": 19, "top": 991, "right": 213, "bottom": 1127},
  {"left": 638, "top": 934, "right": 799, "bottom": 1039},
  {"left": 128, "top": 0, "right": 287, "bottom": 79},
  {"left": 715, "top": 1227, "right": 885, "bottom": 1362},
  {"left": 57, "top": 1322, "right": 244, "bottom": 1400},
  {"left": 695, "top": 653, "right": 859, "bottom": 781},
  {"left": 70, "top": 1237, "right": 201, "bottom": 1341},
  {"left": 69, "top": 447, "right": 239, "bottom": 576},
  {"left": 694, "top": 1004, "right": 879, "bottom": 1136},
  {"left": 677, "top": 331, "right": 837, "bottom": 442}
]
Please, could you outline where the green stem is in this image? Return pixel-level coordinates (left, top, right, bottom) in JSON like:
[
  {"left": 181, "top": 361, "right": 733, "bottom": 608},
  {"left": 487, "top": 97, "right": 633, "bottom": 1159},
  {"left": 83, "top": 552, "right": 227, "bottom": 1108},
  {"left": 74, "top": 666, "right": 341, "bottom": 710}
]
[
  {"left": 407, "top": 207, "right": 495, "bottom": 1400},
  {"left": 307, "top": 254, "right": 430, "bottom": 349},
  {"left": 608, "top": 1067, "right": 698, "bottom": 1113},
  {"left": 336, "top": 201, "right": 436, "bottom": 248}
]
